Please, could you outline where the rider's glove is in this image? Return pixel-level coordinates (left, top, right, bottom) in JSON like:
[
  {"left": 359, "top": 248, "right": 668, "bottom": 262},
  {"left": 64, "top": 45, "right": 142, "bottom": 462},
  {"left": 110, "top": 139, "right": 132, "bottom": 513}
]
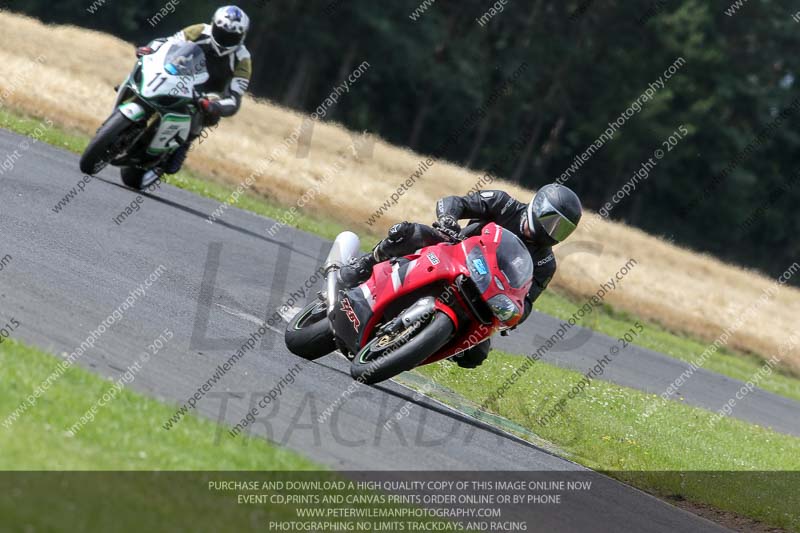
[
  {"left": 135, "top": 46, "right": 154, "bottom": 58},
  {"left": 435, "top": 214, "right": 461, "bottom": 241},
  {"left": 199, "top": 98, "right": 223, "bottom": 125}
]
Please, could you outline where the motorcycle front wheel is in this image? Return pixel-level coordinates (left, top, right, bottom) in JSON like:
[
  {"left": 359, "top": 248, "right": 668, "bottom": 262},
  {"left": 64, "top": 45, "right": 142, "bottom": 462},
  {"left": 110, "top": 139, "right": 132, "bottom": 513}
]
[
  {"left": 79, "top": 111, "right": 136, "bottom": 175},
  {"left": 350, "top": 311, "right": 454, "bottom": 385}
]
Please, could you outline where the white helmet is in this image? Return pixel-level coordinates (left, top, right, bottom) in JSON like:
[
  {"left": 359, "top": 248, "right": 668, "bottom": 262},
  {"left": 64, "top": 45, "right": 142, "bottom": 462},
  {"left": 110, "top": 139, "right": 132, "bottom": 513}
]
[{"left": 210, "top": 6, "right": 250, "bottom": 57}]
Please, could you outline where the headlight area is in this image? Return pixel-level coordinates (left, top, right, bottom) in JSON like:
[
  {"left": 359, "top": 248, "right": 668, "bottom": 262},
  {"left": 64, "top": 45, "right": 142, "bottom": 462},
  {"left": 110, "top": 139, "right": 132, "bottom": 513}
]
[{"left": 488, "top": 294, "right": 519, "bottom": 323}]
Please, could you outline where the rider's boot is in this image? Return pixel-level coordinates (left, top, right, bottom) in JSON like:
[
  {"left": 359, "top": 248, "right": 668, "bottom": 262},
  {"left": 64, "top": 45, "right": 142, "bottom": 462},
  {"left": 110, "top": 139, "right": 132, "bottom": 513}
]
[
  {"left": 164, "top": 138, "right": 193, "bottom": 175},
  {"left": 141, "top": 135, "right": 192, "bottom": 188}
]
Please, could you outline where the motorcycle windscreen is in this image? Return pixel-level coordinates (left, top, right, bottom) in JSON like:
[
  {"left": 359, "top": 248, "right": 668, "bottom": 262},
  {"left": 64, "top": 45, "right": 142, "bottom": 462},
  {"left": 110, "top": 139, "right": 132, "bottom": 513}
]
[
  {"left": 138, "top": 43, "right": 209, "bottom": 103},
  {"left": 162, "top": 42, "right": 209, "bottom": 84},
  {"left": 496, "top": 228, "right": 533, "bottom": 288}
]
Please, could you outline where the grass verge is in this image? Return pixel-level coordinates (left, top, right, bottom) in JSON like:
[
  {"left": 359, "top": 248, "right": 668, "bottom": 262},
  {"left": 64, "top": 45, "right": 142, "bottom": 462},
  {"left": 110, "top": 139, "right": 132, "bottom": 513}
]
[
  {"left": 0, "top": 339, "right": 318, "bottom": 526},
  {"left": 535, "top": 287, "right": 800, "bottom": 402},
  {"left": 3, "top": 107, "right": 798, "bottom": 402},
  {"left": 413, "top": 352, "right": 800, "bottom": 531},
  {"left": 0, "top": 339, "right": 470, "bottom": 531},
  {"left": 0, "top": 337, "right": 317, "bottom": 470}
]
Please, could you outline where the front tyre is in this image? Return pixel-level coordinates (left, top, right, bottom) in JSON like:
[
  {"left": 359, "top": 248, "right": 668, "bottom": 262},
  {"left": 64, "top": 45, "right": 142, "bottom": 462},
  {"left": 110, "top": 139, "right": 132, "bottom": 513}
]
[
  {"left": 285, "top": 300, "right": 336, "bottom": 360},
  {"left": 79, "top": 111, "right": 135, "bottom": 175},
  {"left": 350, "top": 312, "right": 454, "bottom": 385}
]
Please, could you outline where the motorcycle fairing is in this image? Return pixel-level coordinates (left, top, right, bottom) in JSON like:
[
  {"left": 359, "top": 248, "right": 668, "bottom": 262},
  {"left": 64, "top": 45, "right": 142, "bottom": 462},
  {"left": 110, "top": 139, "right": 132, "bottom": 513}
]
[
  {"left": 110, "top": 42, "right": 209, "bottom": 165},
  {"left": 331, "top": 243, "right": 465, "bottom": 355},
  {"left": 332, "top": 287, "right": 374, "bottom": 355},
  {"left": 146, "top": 113, "right": 192, "bottom": 154},
  {"left": 118, "top": 102, "right": 147, "bottom": 122},
  {"left": 331, "top": 223, "right": 534, "bottom": 368}
]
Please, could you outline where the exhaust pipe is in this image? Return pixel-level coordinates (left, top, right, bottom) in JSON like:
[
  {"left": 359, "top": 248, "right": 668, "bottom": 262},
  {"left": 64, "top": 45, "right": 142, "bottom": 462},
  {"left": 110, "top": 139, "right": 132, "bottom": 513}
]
[{"left": 324, "top": 231, "right": 361, "bottom": 314}]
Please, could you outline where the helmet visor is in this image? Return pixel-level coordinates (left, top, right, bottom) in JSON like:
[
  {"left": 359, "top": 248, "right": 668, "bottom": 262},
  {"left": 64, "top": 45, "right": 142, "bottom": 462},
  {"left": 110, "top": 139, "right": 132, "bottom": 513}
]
[
  {"left": 538, "top": 212, "right": 577, "bottom": 242},
  {"left": 528, "top": 194, "right": 577, "bottom": 243},
  {"left": 212, "top": 24, "right": 244, "bottom": 48}
]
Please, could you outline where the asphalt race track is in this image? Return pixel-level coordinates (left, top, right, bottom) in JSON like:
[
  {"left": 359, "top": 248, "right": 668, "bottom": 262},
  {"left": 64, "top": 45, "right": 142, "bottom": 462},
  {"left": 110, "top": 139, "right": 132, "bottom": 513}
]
[{"left": 4, "top": 128, "right": 794, "bottom": 530}]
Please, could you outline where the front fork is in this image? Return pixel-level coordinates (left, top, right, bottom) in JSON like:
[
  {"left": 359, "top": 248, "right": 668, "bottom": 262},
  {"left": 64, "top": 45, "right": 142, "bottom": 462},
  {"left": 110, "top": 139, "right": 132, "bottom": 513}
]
[
  {"left": 102, "top": 93, "right": 152, "bottom": 166},
  {"left": 378, "top": 297, "right": 438, "bottom": 336}
]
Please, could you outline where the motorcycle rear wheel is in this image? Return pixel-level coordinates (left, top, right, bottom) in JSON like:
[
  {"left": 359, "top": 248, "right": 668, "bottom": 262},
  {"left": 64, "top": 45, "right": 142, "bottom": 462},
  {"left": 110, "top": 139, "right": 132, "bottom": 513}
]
[
  {"left": 79, "top": 111, "right": 135, "bottom": 176},
  {"left": 285, "top": 300, "right": 336, "bottom": 360},
  {"left": 350, "top": 311, "right": 454, "bottom": 385},
  {"left": 120, "top": 167, "right": 146, "bottom": 189}
]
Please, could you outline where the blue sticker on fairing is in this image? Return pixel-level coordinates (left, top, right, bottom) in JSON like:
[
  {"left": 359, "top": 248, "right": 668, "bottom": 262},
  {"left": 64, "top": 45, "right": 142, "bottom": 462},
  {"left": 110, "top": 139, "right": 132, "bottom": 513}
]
[{"left": 472, "top": 258, "right": 488, "bottom": 275}]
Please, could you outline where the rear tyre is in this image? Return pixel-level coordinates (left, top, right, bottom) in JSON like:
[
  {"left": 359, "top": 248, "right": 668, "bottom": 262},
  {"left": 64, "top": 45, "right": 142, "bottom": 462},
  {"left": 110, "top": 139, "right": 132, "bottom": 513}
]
[
  {"left": 350, "top": 312, "right": 454, "bottom": 385},
  {"left": 285, "top": 300, "right": 336, "bottom": 360},
  {"left": 79, "top": 111, "right": 136, "bottom": 175},
  {"left": 120, "top": 167, "right": 146, "bottom": 189}
]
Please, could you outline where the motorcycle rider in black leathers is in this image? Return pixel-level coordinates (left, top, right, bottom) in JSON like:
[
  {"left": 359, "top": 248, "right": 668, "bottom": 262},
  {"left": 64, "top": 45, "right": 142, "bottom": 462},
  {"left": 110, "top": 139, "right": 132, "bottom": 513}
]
[{"left": 340, "top": 183, "right": 583, "bottom": 368}]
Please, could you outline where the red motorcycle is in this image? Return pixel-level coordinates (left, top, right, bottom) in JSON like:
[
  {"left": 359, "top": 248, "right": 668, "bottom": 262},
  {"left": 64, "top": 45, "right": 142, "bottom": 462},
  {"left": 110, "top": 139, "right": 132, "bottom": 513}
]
[{"left": 284, "top": 222, "right": 534, "bottom": 384}]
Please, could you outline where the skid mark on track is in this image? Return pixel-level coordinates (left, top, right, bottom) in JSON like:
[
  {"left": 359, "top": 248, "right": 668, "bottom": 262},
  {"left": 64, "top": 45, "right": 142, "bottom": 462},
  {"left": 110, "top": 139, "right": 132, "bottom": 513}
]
[
  {"left": 215, "top": 303, "right": 282, "bottom": 333},
  {"left": 214, "top": 303, "right": 303, "bottom": 332}
]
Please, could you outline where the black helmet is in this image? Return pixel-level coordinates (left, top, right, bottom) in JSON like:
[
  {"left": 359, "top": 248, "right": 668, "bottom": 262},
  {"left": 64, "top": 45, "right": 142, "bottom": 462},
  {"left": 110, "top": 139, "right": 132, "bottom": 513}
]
[{"left": 527, "top": 184, "right": 582, "bottom": 244}]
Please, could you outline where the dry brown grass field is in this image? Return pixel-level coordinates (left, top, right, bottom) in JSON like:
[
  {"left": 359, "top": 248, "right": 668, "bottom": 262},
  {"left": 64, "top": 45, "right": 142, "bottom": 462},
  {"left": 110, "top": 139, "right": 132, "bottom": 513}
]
[{"left": 1, "top": 13, "right": 798, "bottom": 373}]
